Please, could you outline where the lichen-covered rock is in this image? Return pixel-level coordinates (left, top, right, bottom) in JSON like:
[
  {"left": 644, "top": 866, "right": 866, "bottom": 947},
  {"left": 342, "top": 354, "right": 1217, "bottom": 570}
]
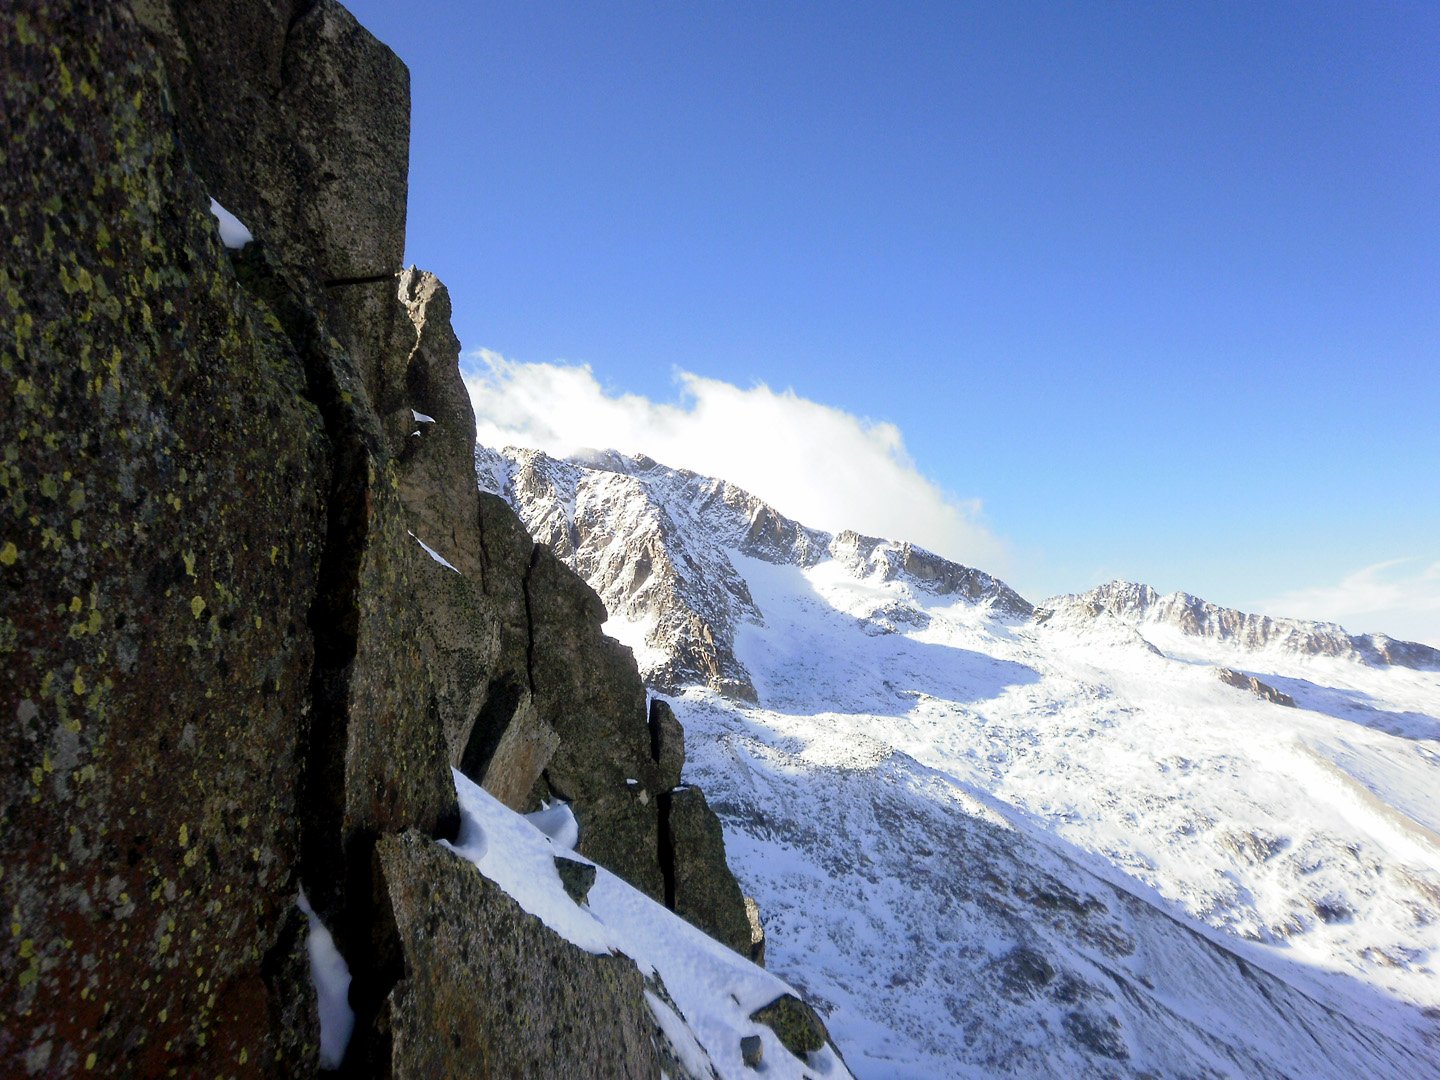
[
  {"left": 748, "top": 994, "right": 830, "bottom": 1057},
  {"left": 378, "top": 832, "right": 661, "bottom": 1079},
  {"left": 1, "top": 2, "right": 330, "bottom": 1069},
  {"left": 666, "top": 787, "right": 753, "bottom": 956}
]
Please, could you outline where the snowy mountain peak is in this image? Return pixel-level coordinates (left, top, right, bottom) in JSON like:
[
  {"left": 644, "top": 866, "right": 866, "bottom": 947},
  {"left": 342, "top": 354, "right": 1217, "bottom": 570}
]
[
  {"left": 1045, "top": 579, "right": 1440, "bottom": 669},
  {"left": 476, "top": 445, "right": 1031, "bottom": 700},
  {"left": 477, "top": 444, "right": 1440, "bottom": 1077}
]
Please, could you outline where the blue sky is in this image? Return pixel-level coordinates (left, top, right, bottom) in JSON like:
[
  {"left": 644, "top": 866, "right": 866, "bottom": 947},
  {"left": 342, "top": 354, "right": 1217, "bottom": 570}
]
[{"left": 347, "top": 0, "right": 1439, "bottom": 641}]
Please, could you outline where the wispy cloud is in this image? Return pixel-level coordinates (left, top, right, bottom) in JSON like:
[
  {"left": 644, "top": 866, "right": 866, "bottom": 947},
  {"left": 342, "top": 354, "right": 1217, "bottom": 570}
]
[
  {"left": 1258, "top": 558, "right": 1440, "bottom": 646},
  {"left": 463, "top": 350, "right": 1010, "bottom": 573}
]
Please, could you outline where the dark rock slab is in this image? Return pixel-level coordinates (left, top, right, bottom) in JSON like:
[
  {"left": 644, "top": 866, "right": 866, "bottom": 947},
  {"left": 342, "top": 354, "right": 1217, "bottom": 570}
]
[
  {"left": 666, "top": 787, "right": 752, "bottom": 956},
  {"left": 378, "top": 831, "right": 660, "bottom": 1079},
  {"left": 649, "top": 697, "right": 686, "bottom": 791},
  {"left": 555, "top": 856, "right": 598, "bottom": 906}
]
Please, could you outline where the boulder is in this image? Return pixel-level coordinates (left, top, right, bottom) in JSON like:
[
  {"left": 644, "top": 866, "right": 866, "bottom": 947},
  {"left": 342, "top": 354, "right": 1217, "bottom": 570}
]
[
  {"left": 749, "top": 994, "right": 831, "bottom": 1057},
  {"left": 740, "top": 1034, "right": 764, "bottom": 1067},
  {"left": 378, "top": 832, "right": 660, "bottom": 1079}
]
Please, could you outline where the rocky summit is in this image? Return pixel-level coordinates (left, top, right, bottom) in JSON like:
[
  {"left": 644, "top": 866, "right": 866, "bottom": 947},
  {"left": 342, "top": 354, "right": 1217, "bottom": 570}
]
[{"left": 1, "top": 3, "right": 842, "bottom": 1077}]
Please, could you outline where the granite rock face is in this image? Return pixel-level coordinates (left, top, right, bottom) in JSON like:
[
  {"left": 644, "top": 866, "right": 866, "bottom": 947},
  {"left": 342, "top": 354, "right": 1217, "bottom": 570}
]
[
  {"left": 2, "top": 0, "right": 759, "bottom": 1074},
  {"left": 130, "top": 0, "right": 411, "bottom": 398},
  {"left": 379, "top": 833, "right": 661, "bottom": 1080},
  {"left": 1, "top": 3, "right": 333, "bottom": 1070},
  {"left": 665, "top": 787, "right": 754, "bottom": 957}
]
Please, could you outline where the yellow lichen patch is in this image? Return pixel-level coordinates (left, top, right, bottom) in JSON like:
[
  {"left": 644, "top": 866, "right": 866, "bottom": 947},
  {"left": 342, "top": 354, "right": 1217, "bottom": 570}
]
[
  {"left": 72, "top": 671, "right": 86, "bottom": 696},
  {"left": 178, "top": 824, "right": 189, "bottom": 848},
  {"left": 0, "top": 541, "right": 17, "bottom": 566},
  {"left": 190, "top": 596, "right": 204, "bottom": 619}
]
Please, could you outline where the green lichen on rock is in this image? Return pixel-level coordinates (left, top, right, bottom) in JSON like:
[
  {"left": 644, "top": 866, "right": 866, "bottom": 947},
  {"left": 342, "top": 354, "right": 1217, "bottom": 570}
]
[
  {"left": 1, "top": 1, "right": 329, "bottom": 1071},
  {"left": 749, "top": 994, "right": 831, "bottom": 1059},
  {"left": 2, "top": 0, "right": 776, "bottom": 1075}
]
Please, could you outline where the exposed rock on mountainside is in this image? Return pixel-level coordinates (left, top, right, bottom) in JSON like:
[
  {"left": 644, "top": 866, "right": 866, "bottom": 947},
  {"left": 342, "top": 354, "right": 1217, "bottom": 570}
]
[
  {"left": 1, "top": 2, "right": 765, "bottom": 1074},
  {"left": 479, "top": 446, "right": 1031, "bottom": 702},
  {"left": 1216, "top": 667, "right": 1296, "bottom": 706},
  {"left": 378, "top": 833, "right": 659, "bottom": 1079},
  {"left": 1050, "top": 580, "right": 1440, "bottom": 669}
]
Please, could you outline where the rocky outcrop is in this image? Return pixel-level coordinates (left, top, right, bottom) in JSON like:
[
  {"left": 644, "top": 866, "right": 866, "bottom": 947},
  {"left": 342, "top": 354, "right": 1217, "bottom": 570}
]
[
  {"left": 2, "top": 0, "right": 756, "bottom": 1075},
  {"left": 1050, "top": 580, "right": 1440, "bottom": 670},
  {"left": 664, "top": 787, "right": 754, "bottom": 957},
  {"left": 829, "top": 530, "right": 1033, "bottom": 616},
  {"left": 1216, "top": 668, "right": 1297, "bottom": 707},
  {"left": 378, "top": 833, "right": 659, "bottom": 1079},
  {"left": 2, "top": 4, "right": 334, "bottom": 1070}
]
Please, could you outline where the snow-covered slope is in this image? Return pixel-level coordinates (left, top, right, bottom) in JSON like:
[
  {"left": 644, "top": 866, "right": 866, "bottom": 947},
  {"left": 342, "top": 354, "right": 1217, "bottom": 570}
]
[
  {"left": 444, "top": 768, "right": 852, "bottom": 1079},
  {"left": 480, "top": 445, "right": 1440, "bottom": 1078}
]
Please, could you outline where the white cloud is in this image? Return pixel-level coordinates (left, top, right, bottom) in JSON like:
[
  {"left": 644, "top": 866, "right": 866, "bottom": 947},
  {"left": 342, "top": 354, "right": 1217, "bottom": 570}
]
[
  {"left": 463, "top": 349, "right": 1010, "bottom": 573},
  {"left": 1258, "top": 558, "right": 1440, "bottom": 647}
]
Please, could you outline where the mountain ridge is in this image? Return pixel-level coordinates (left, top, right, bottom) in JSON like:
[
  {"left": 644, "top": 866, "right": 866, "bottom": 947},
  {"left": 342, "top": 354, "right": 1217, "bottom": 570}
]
[
  {"left": 479, "top": 439, "right": 1440, "bottom": 1078},
  {"left": 1043, "top": 579, "right": 1440, "bottom": 669},
  {"left": 478, "top": 444, "right": 1034, "bottom": 702}
]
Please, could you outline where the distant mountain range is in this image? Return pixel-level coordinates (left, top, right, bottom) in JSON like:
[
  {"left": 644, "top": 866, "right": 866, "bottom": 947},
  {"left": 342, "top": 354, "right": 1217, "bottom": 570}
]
[{"left": 481, "top": 443, "right": 1440, "bottom": 1079}]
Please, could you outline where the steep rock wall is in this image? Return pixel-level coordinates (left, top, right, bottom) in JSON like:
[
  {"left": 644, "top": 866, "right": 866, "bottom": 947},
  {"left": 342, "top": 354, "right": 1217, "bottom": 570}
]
[{"left": 1, "top": 0, "right": 756, "bottom": 1075}]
